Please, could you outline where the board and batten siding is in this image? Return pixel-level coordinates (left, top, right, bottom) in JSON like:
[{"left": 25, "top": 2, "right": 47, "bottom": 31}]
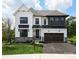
[{"left": 15, "top": 11, "right": 33, "bottom": 37}]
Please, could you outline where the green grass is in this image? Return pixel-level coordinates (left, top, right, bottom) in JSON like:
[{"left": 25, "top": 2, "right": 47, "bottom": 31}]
[
  {"left": 68, "top": 36, "right": 76, "bottom": 45},
  {"left": 2, "top": 43, "right": 43, "bottom": 55}
]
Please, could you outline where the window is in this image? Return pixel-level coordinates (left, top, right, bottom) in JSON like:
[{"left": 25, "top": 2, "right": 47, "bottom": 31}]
[
  {"left": 61, "top": 17, "right": 64, "bottom": 21},
  {"left": 35, "top": 18, "right": 39, "bottom": 24},
  {"left": 44, "top": 19, "right": 46, "bottom": 25},
  {"left": 55, "top": 17, "right": 59, "bottom": 21},
  {"left": 20, "top": 30, "right": 28, "bottom": 37},
  {"left": 50, "top": 17, "right": 54, "bottom": 22},
  {"left": 20, "top": 17, "right": 28, "bottom": 24}
]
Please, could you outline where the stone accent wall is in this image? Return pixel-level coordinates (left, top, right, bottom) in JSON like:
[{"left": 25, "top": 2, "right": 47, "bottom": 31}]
[{"left": 15, "top": 37, "right": 33, "bottom": 43}]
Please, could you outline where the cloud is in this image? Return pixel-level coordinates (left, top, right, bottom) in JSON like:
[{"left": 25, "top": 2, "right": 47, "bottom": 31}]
[
  {"left": 2, "top": 0, "right": 43, "bottom": 20},
  {"left": 2, "top": 0, "right": 42, "bottom": 13},
  {"left": 2, "top": 0, "right": 73, "bottom": 29},
  {"left": 45, "top": 0, "right": 72, "bottom": 12},
  {"left": 22, "top": 0, "right": 42, "bottom": 10},
  {"left": 35, "top": 1, "right": 43, "bottom": 10},
  {"left": 2, "top": 0, "right": 42, "bottom": 29}
]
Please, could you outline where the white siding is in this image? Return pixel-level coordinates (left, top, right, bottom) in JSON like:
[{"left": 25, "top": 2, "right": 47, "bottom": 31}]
[
  {"left": 15, "top": 11, "right": 33, "bottom": 37},
  {"left": 14, "top": 5, "right": 67, "bottom": 42}
]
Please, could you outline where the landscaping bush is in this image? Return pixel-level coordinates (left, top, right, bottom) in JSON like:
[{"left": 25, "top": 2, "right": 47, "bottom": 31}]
[{"left": 68, "top": 36, "right": 76, "bottom": 45}]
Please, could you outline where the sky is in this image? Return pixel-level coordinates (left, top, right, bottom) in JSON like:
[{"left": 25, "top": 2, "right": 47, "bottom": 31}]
[{"left": 2, "top": 0, "right": 76, "bottom": 29}]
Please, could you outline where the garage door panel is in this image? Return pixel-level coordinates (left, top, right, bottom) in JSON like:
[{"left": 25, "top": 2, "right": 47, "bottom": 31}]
[{"left": 44, "top": 33, "right": 64, "bottom": 43}]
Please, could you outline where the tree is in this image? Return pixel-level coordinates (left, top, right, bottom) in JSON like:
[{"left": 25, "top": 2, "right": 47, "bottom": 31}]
[
  {"left": 7, "top": 18, "right": 12, "bottom": 44},
  {"left": 2, "top": 17, "right": 14, "bottom": 44},
  {"left": 2, "top": 18, "right": 8, "bottom": 42},
  {"left": 66, "top": 16, "right": 76, "bottom": 37}
]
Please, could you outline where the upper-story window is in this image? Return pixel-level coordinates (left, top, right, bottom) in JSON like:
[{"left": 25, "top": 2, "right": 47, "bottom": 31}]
[
  {"left": 61, "top": 17, "right": 64, "bottom": 21},
  {"left": 50, "top": 17, "right": 54, "bottom": 22},
  {"left": 20, "top": 17, "right": 28, "bottom": 24},
  {"left": 55, "top": 17, "right": 59, "bottom": 21},
  {"left": 35, "top": 18, "right": 39, "bottom": 24},
  {"left": 44, "top": 19, "right": 46, "bottom": 25}
]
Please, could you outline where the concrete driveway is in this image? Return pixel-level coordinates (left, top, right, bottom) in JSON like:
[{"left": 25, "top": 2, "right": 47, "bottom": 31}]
[
  {"left": 43, "top": 43, "right": 76, "bottom": 54},
  {"left": 2, "top": 54, "right": 76, "bottom": 59}
]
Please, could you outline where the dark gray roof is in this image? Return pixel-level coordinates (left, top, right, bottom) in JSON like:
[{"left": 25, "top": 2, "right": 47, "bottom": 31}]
[{"left": 29, "top": 8, "right": 68, "bottom": 16}]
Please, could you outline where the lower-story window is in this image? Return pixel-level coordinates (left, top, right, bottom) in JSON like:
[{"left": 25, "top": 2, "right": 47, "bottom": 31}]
[{"left": 20, "top": 30, "right": 28, "bottom": 37}]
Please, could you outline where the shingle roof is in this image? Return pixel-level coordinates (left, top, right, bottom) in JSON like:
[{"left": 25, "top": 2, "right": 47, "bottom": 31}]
[{"left": 29, "top": 8, "right": 68, "bottom": 16}]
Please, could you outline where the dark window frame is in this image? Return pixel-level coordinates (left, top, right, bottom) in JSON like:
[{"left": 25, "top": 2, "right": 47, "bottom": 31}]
[
  {"left": 61, "top": 17, "right": 64, "bottom": 21},
  {"left": 20, "top": 17, "right": 28, "bottom": 24},
  {"left": 49, "top": 17, "right": 54, "bottom": 25},
  {"left": 55, "top": 17, "right": 59, "bottom": 21},
  {"left": 50, "top": 17, "right": 54, "bottom": 22},
  {"left": 20, "top": 30, "right": 28, "bottom": 37},
  {"left": 36, "top": 29, "right": 39, "bottom": 38},
  {"left": 49, "top": 17, "right": 65, "bottom": 26},
  {"left": 18, "top": 25, "right": 29, "bottom": 28},
  {"left": 44, "top": 19, "right": 46, "bottom": 25},
  {"left": 35, "top": 18, "right": 39, "bottom": 24}
]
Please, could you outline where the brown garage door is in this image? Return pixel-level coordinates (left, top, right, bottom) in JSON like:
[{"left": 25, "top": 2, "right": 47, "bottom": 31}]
[{"left": 44, "top": 33, "right": 64, "bottom": 43}]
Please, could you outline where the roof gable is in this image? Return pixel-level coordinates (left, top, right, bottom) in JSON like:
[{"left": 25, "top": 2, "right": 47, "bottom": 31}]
[
  {"left": 13, "top": 4, "right": 31, "bottom": 15},
  {"left": 13, "top": 4, "right": 68, "bottom": 16}
]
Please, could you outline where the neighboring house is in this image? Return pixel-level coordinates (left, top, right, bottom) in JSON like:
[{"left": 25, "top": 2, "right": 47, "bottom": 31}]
[{"left": 14, "top": 4, "right": 68, "bottom": 43}]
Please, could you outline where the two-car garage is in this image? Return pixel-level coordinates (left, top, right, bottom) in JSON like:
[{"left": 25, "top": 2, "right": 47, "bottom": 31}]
[
  {"left": 41, "top": 29, "right": 67, "bottom": 43},
  {"left": 44, "top": 33, "right": 64, "bottom": 43}
]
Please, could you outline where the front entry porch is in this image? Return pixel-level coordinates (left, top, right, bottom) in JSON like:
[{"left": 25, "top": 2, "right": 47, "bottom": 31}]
[{"left": 33, "top": 28, "right": 42, "bottom": 42}]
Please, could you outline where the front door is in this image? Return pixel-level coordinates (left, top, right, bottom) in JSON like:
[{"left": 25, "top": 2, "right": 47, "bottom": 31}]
[{"left": 36, "top": 29, "right": 39, "bottom": 38}]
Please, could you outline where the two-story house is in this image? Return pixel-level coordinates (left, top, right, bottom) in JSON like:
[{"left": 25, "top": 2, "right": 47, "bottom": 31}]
[{"left": 14, "top": 4, "right": 68, "bottom": 43}]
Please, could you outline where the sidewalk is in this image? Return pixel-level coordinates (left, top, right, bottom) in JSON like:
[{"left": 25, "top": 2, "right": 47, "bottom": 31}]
[{"left": 2, "top": 54, "right": 76, "bottom": 59}]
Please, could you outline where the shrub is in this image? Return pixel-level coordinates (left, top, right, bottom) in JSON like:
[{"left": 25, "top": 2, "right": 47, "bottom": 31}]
[{"left": 69, "top": 36, "right": 76, "bottom": 45}]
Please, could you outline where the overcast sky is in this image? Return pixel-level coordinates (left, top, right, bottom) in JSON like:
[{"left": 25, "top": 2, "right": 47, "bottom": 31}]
[{"left": 2, "top": 0, "right": 76, "bottom": 29}]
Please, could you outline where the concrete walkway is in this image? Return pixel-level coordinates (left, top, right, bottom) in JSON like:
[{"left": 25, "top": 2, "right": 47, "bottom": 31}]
[{"left": 2, "top": 54, "right": 76, "bottom": 59}]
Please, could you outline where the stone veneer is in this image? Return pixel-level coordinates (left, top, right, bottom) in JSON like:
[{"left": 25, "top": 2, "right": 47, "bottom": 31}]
[
  {"left": 15, "top": 37, "right": 33, "bottom": 42},
  {"left": 15, "top": 37, "right": 42, "bottom": 43}
]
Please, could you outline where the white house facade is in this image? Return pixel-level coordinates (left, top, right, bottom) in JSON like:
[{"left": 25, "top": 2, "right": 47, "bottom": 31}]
[{"left": 14, "top": 4, "right": 68, "bottom": 43}]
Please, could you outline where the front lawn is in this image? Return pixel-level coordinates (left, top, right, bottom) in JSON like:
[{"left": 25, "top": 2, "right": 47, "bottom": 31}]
[{"left": 2, "top": 43, "right": 43, "bottom": 55}]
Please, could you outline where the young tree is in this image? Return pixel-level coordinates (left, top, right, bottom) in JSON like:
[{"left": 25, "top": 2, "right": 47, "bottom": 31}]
[
  {"left": 7, "top": 18, "right": 12, "bottom": 44},
  {"left": 2, "top": 17, "right": 12, "bottom": 44},
  {"left": 2, "top": 18, "right": 8, "bottom": 42},
  {"left": 66, "top": 16, "right": 76, "bottom": 37}
]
